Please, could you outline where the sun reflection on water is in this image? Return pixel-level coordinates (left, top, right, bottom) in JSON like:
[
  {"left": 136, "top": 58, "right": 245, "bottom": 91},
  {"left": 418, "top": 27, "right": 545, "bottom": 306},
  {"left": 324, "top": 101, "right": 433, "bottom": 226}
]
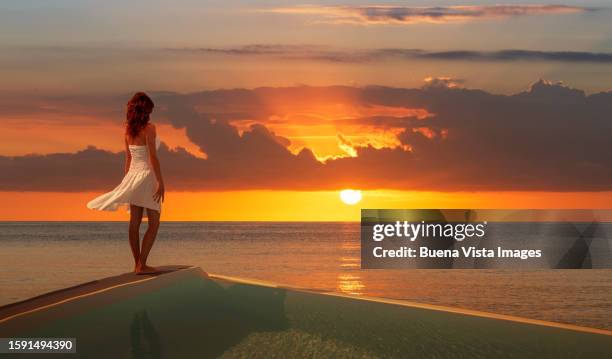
[
  {"left": 336, "top": 273, "right": 365, "bottom": 295},
  {"left": 339, "top": 256, "right": 359, "bottom": 268}
]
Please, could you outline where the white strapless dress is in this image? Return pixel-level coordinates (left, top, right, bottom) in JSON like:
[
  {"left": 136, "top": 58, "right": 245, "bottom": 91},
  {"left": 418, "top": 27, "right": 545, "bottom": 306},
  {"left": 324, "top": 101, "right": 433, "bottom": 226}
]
[{"left": 87, "top": 136, "right": 161, "bottom": 216}]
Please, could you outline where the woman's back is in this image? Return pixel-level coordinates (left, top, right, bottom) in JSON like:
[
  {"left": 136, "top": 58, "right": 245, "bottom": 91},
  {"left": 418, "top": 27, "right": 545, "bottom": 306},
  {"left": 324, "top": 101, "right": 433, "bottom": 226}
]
[
  {"left": 128, "top": 143, "right": 151, "bottom": 171},
  {"left": 126, "top": 124, "right": 150, "bottom": 146},
  {"left": 127, "top": 126, "right": 160, "bottom": 172}
]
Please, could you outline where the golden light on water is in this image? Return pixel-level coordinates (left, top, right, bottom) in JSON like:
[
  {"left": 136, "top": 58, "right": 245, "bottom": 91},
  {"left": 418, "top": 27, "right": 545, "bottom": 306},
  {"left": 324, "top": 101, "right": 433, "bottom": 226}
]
[
  {"left": 339, "top": 189, "right": 362, "bottom": 205},
  {"left": 336, "top": 273, "right": 365, "bottom": 295}
]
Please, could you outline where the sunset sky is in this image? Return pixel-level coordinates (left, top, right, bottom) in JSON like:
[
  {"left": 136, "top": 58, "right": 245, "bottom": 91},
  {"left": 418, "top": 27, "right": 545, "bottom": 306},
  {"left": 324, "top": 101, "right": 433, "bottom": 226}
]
[{"left": 1, "top": 0, "right": 612, "bottom": 220}]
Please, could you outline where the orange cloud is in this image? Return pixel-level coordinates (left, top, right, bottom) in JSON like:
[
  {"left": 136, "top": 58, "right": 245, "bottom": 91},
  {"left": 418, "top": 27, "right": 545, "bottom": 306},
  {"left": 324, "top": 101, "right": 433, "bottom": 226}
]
[
  {"left": 264, "top": 5, "right": 588, "bottom": 25},
  {"left": 226, "top": 96, "right": 431, "bottom": 159},
  {"left": 412, "top": 127, "right": 436, "bottom": 139},
  {"left": 0, "top": 116, "right": 205, "bottom": 159}
]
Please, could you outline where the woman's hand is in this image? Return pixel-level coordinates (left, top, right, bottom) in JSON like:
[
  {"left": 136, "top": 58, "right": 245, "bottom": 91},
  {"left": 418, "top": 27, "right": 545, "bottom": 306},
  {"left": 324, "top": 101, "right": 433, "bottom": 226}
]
[{"left": 153, "top": 182, "right": 165, "bottom": 203}]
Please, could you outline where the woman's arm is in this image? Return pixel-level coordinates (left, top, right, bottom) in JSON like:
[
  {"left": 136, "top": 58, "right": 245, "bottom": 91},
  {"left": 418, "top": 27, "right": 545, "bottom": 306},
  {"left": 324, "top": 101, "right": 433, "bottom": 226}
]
[
  {"left": 124, "top": 136, "right": 132, "bottom": 175},
  {"left": 146, "top": 125, "right": 165, "bottom": 203}
]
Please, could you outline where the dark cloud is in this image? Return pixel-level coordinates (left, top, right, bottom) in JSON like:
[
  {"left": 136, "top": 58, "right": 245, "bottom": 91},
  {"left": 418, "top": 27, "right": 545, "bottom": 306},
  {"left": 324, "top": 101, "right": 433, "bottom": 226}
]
[
  {"left": 422, "top": 77, "right": 465, "bottom": 89},
  {"left": 169, "top": 45, "right": 612, "bottom": 64},
  {"left": 1, "top": 80, "right": 612, "bottom": 192},
  {"left": 413, "top": 49, "right": 612, "bottom": 63}
]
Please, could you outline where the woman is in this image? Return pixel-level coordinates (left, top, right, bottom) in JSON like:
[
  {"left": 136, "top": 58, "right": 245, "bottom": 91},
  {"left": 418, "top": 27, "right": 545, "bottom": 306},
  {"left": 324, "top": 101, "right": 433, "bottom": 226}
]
[{"left": 87, "top": 92, "right": 165, "bottom": 274}]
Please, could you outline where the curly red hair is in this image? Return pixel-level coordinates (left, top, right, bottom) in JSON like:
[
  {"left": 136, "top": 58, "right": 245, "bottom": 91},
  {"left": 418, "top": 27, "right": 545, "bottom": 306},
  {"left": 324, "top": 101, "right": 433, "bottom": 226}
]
[{"left": 126, "top": 92, "right": 154, "bottom": 138}]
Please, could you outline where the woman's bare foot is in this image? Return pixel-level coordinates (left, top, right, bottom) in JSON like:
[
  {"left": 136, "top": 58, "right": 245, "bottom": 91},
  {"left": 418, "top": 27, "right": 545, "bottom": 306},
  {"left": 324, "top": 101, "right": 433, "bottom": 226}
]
[{"left": 135, "top": 264, "right": 158, "bottom": 275}]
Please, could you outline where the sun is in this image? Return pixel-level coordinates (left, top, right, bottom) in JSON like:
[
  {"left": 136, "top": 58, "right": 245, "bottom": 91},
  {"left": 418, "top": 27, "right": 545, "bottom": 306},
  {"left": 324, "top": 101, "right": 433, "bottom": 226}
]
[{"left": 339, "top": 189, "right": 362, "bottom": 205}]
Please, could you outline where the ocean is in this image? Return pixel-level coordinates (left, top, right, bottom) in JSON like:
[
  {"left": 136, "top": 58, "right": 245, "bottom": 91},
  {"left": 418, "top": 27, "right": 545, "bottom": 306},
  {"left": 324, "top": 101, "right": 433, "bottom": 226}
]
[{"left": 0, "top": 221, "right": 610, "bottom": 330}]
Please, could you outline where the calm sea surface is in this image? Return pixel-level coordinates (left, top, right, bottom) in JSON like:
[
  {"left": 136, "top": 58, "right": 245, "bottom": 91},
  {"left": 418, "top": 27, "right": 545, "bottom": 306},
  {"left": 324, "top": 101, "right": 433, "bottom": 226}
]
[{"left": 0, "top": 222, "right": 610, "bottom": 330}]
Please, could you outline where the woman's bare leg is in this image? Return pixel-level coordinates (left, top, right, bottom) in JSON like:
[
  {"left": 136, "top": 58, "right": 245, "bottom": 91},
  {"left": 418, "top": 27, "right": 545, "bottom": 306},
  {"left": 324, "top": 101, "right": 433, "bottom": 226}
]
[
  {"left": 129, "top": 205, "right": 144, "bottom": 272},
  {"left": 136, "top": 208, "right": 160, "bottom": 274}
]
